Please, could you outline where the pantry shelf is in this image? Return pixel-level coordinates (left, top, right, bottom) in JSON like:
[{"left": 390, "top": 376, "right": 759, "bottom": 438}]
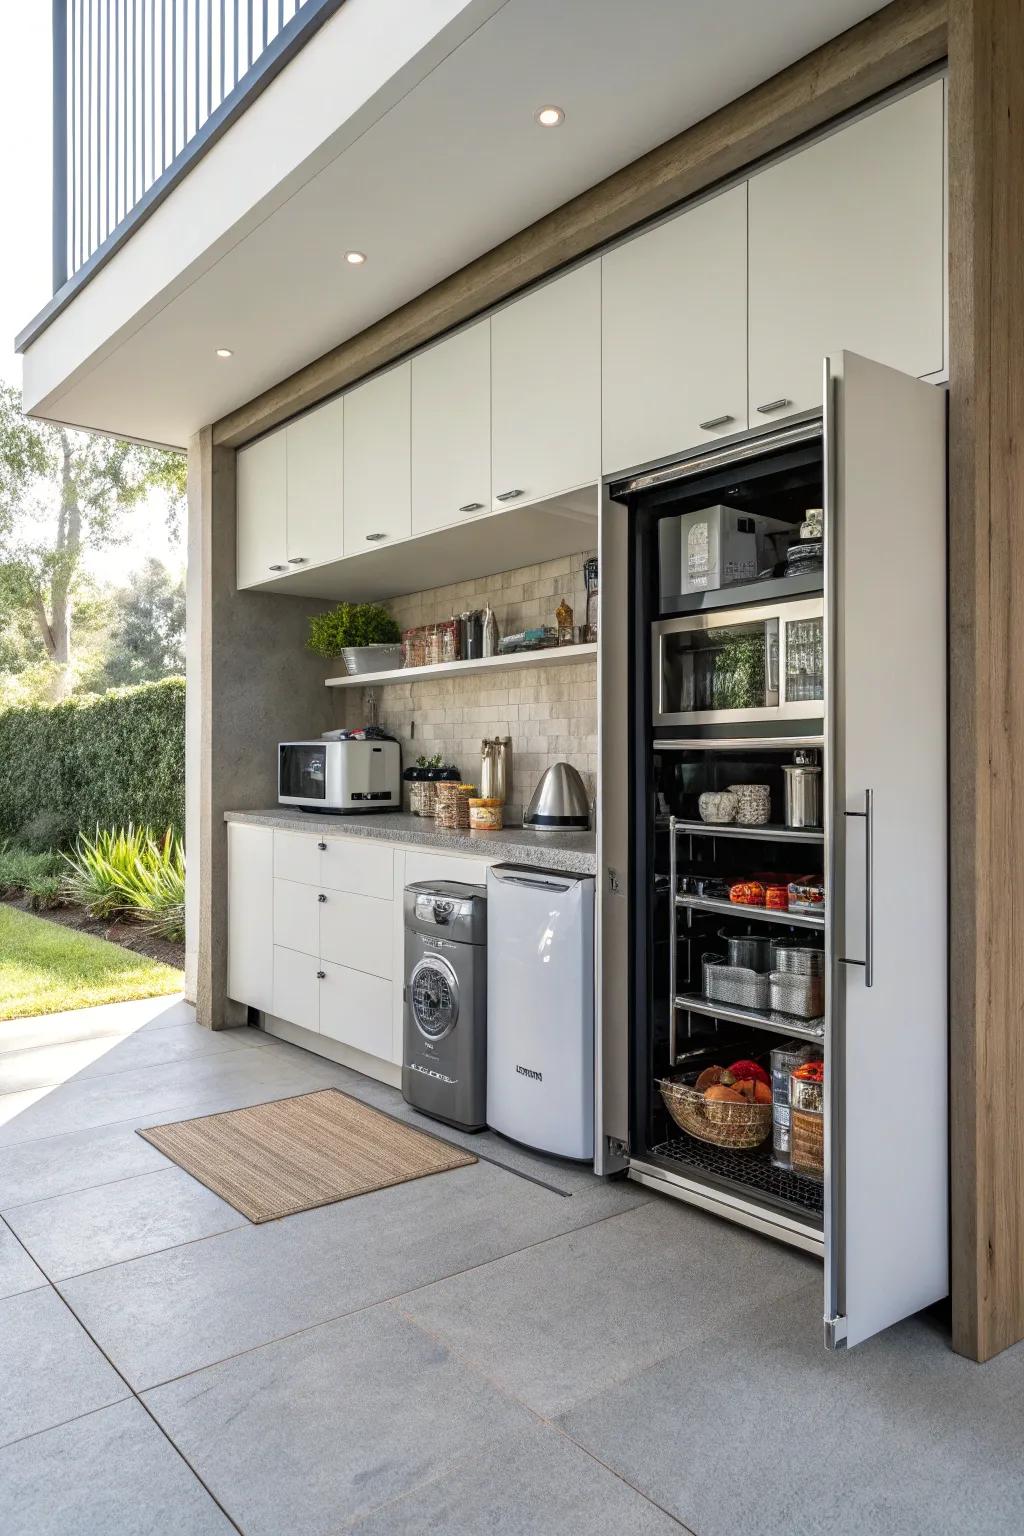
[
  {"left": 672, "top": 819, "right": 824, "bottom": 845},
  {"left": 675, "top": 893, "right": 825, "bottom": 930},
  {"left": 325, "top": 641, "right": 596, "bottom": 688},
  {"left": 674, "top": 992, "right": 824, "bottom": 1045}
]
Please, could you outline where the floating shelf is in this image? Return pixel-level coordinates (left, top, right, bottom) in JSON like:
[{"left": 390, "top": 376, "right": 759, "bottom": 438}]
[
  {"left": 674, "top": 992, "right": 824, "bottom": 1044},
  {"left": 326, "top": 642, "right": 597, "bottom": 688},
  {"left": 671, "top": 819, "right": 824, "bottom": 845},
  {"left": 675, "top": 893, "right": 825, "bottom": 930}
]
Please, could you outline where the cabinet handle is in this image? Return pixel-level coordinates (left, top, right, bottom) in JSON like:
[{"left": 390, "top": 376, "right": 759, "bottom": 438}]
[
  {"left": 287, "top": 556, "right": 308, "bottom": 565},
  {"left": 755, "top": 398, "right": 792, "bottom": 414},
  {"left": 495, "top": 488, "right": 524, "bottom": 502},
  {"left": 698, "top": 414, "right": 734, "bottom": 431},
  {"left": 365, "top": 532, "right": 388, "bottom": 543},
  {"left": 316, "top": 970, "right": 326, "bottom": 980},
  {"left": 317, "top": 841, "right": 327, "bottom": 851},
  {"left": 317, "top": 893, "right": 327, "bottom": 903},
  {"left": 838, "top": 789, "right": 874, "bottom": 988},
  {"left": 268, "top": 563, "right": 287, "bottom": 572},
  {"left": 459, "top": 502, "right": 485, "bottom": 513}
]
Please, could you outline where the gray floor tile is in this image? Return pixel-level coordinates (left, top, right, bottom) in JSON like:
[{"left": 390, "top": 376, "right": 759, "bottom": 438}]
[
  {"left": 344, "top": 1420, "right": 689, "bottom": 1535},
  {"left": 5, "top": 1166, "right": 248, "bottom": 1280},
  {"left": 0, "top": 1397, "right": 235, "bottom": 1536},
  {"left": 0, "top": 1220, "right": 46, "bottom": 1299},
  {"left": 0, "top": 1288, "right": 127, "bottom": 1447},
  {"left": 0, "top": 995, "right": 196, "bottom": 1056},
  {"left": 401, "top": 1195, "right": 816, "bottom": 1414},
  {"left": 143, "top": 1305, "right": 533, "bottom": 1536},
  {"left": 0, "top": 1045, "right": 323, "bottom": 1148},
  {"left": 60, "top": 1158, "right": 633, "bottom": 1390},
  {"left": 0, "top": 1024, "right": 246, "bottom": 1096},
  {"left": 560, "top": 1282, "right": 1024, "bottom": 1536}
]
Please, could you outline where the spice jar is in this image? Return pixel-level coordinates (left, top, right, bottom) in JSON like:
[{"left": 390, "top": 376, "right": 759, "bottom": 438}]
[{"left": 468, "top": 797, "right": 503, "bottom": 831}]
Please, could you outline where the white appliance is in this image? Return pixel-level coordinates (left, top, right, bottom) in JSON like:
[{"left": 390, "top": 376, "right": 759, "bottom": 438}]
[
  {"left": 278, "top": 739, "right": 401, "bottom": 812},
  {"left": 486, "top": 864, "right": 595, "bottom": 1159}
]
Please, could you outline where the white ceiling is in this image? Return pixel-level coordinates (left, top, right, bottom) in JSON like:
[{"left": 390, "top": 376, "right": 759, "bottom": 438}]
[{"left": 27, "top": 0, "right": 885, "bottom": 447}]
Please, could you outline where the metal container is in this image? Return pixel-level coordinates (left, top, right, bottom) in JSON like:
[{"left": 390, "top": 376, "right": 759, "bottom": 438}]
[
  {"left": 480, "top": 737, "right": 512, "bottom": 803},
  {"left": 769, "top": 969, "right": 825, "bottom": 1020},
  {"left": 703, "top": 956, "right": 770, "bottom": 1012},
  {"left": 341, "top": 643, "right": 403, "bottom": 676},
  {"left": 523, "top": 762, "right": 590, "bottom": 830},
  {"left": 717, "top": 931, "right": 772, "bottom": 973},
  {"left": 782, "top": 763, "right": 822, "bottom": 828},
  {"left": 771, "top": 941, "right": 825, "bottom": 977}
]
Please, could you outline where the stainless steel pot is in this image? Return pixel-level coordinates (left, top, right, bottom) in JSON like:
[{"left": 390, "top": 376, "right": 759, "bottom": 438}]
[
  {"left": 782, "top": 764, "right": 822, "bottom": 828},
  {"left": 717, "top": 931, "right": 773, "bottom": 973}
]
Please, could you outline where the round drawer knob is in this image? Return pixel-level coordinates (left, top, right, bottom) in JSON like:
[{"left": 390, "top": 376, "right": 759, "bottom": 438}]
[
  {"left": 316, "top": 970, "right": 326, "bottom": 980},
  {"left": 317, "top": 841, "right": 327, "bottom": 851},
  {"left": 317, "top": 893, "right": 327, "bottom": 903}
]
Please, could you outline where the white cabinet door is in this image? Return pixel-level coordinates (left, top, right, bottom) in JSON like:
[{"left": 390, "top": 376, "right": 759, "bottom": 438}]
[
  {"left": 227, "top": 824, "right": 274, "bottom": 1011},
  {"left": 491, "top": 262, "right": 601, "bottom": 510},
  {"left": 273, "top": 829, "right": 322, "bottom": 887},
  {"left": 319, "top": 891, "right": 393, "bottom": 979},
  {"left": 403, "top": 850, "right": 490, "bottom": 887},
  {"left": 827, "top": 351, "right": 947, "bottom": 1349},
  {"left": 343, "top": 363, "right": 411, "bottom": 555},
  {"left": 236, "top": 429, "right": 287, "bottom": 588},
  {"left": 602, "top": 186, "right": 748, "bottom": 474},
  {"left": 318, "top": 962, "right": 393, "bottom": 1061},
  {"left": 273, "top": 878, "right": 320, "bottom": 959},
  {"left": 749, "top": 82, "right": 945, "bottom": 422},
  {"left": 319, "top": 837, "right": 393, "bottom": 899},
  {"left": 411, "top": 321, "right": 490, "bottom": 536},
  {"left": 286, "top": 397, "right": 343, "bottom": 570},
  {"left": 272, "top": 945, "right": 320, "bottom": 1032}
]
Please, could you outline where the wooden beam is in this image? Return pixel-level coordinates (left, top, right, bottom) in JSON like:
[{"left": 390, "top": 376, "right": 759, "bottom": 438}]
[
  {"left": 948, "top": 0, "right": 1024, "bottom": 1363},
  {"left": 214, "top": 0, "right": 947, "bottom": 447}
]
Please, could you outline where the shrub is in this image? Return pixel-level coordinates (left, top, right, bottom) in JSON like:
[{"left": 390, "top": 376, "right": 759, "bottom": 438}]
[
  {"left": 24, "top": 872, "right": 64, "bottom": 911},
  {"left": 61, "top": 825, "right": 185, "bottom": 940},
  {"left": 0, "top": 678, "right": 184, "bottom": 848},
  {"left": 306, "top": 603, "right": 400, "bottom": 658},
  {"left": 0, "top": 842, "right": 63, "bottom": 898}
]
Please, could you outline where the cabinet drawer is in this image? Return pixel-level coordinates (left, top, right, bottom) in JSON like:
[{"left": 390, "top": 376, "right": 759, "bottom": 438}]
[
  {"left": 318, "top": 890, "right": 393, "bottom": 979},
  {"left": 318, "top": 962, "right": 393, "bottom": 1061},
  {"left": 272, "top": 945, "right": 319, "bottom": 1033},
  {"left": 273, "top": 878, "right": 319, "bottom": 958},
  {"left": 273, "top": 829, "right": 322, "bottom": 886},
  {"left": 319, "top": 837, "right": 394, "bottom": 899},
  {"left": 404, "top": 850, "right": 489, "bottom": 888}
]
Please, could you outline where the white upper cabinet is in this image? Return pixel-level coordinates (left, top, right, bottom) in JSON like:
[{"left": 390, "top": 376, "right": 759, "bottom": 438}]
[
  {"left": 411, "top": 321, "right": 491, "bottom": 536},
  {"left": 236, "top": 428, "right": 287, "bottom": 588},
  {"left": 343, "top": 363, "right": 411, "bottom": 556},
  {"left": 748, "top": 81, "right": 945, "bottom": 421},
  {"left": 286, "top": 397, "right": 343, "bottom": 570},
  {"left": 491, "top": 262, "right": 601, "bottom": 509},
  {"left": 601, "top": 185, "right": 748, "bottom": 476}
]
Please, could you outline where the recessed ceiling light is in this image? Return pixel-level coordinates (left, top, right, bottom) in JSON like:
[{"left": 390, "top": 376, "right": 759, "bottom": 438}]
[
  {"left": 344, "top": 250, "right": 367, "bottom": 266},
  {"left": 215, "top": 347, "right": 233, "bottom": 358},
  {"left": 535, "top": 105, "right": 565, "bottom": 127}
]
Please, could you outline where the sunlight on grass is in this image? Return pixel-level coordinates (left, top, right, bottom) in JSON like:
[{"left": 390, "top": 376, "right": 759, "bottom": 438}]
[{"left": 0, "top": 907, "right": 183, "bottom": 1021}]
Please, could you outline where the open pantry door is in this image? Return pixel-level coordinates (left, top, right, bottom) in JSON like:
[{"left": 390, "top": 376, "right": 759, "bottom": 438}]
[{"left": 825, "top": 351, "right": 948, "bottom": 1349}]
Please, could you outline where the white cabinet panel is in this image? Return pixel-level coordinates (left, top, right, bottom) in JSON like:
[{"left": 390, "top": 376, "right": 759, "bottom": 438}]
[
  {"left": 343, "top": 363, "right": 411, "bottom": 555},
  {"left": 412, "top": 322, "right": 490, "bottom": 536},
  {"left": 491, "top": 263, "right": 601, "bottom": 509},
  {"left": 272, "top": 945, "right": 320, "bottom": 1033},
  {"left": 403, "top": 850, "right": 490, "bottom": 887},
  {"left": 236, "top": 429, "right": 287, "bottom": 588},
  {"left": 319, "top": 891, "right": 393, "bottom": 979},
  {"left": 273, "top": 829, "right": 322, "bottom": 886},
  {"left": 319, "top": 837, "right": 394, "bottom": 899},
  {"left": 318, "top": 962, "right": 393, "bottom": 1061},
  {"left": 273, "top": 878, "right": 320, "bottom": 959},
  {"left": 227, "top": 824, "right": 274, "bottom": 1011},
  {"left": 602, "top": 186, "right": 748, "bottom": 474},
  {"left": 286, "top": 397, "right": 343, "bottom": 570},
  {"left": 749, "top": 82, "right": 945, "bottom": 421}
]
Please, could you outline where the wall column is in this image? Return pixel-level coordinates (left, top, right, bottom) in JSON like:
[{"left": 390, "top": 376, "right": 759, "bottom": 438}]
[{"left": 948, "top": 0, "right": 1024, "bottom": 1361}]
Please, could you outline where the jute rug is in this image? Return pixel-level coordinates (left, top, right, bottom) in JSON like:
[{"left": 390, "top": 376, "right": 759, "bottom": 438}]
[{"left": 138, "top": 1088, "right": 477, "bottom": 1223}]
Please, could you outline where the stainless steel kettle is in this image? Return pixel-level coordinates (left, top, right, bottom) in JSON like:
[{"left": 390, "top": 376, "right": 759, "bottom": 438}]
[{"left": 523, "top": 762, "right": 591, "bottom": 831}]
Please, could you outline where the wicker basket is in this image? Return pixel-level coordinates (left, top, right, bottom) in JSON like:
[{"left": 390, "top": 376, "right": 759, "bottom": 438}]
[
  {"left": 409, "top": 781, "right": 438, "bottom": 818},
  {"left": 434, "top": 782, "right": 476, "bottom": 830},
  {"left": 657, "top": 1077, "right": 772, "bottom": 1150}
]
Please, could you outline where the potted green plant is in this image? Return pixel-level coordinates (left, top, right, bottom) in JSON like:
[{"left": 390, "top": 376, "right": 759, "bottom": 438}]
[{"left": 307, "top": 602, "right": 403, "bottom": 675}]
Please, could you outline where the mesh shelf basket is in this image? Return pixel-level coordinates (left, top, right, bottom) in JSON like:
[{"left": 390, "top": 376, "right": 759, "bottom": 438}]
[
  {"left": 769, "top": 970, "right": 825, "bottom": 1019},
  {"left": 702, "top": 957, "right": 770, "bottom": 1012},
  {"left": 657, "top": 1077, "right": 772, "bottom": 1150}
]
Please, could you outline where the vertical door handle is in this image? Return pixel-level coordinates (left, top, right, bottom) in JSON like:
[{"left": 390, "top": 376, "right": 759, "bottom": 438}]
[{"left": 838, "top": 789, "right": 873, "bottom": 987}]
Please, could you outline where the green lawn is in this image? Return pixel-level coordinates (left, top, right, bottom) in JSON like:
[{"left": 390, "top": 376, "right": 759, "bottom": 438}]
[{"left": 0, "top": 906, "right": 183, "bottom": 1021}]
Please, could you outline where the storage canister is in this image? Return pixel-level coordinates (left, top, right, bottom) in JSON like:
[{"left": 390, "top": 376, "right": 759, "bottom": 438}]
[
  {"left": 782, "top": 764, "right": 822, "bottom": 828},
  {"left": 468, "top": 798, "right": 504, "bottom": 831}
]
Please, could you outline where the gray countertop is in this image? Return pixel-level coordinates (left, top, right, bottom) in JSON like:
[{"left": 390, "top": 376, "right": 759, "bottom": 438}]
[{"left": 224, "top": 807, "right": 597, "bottom": 875}]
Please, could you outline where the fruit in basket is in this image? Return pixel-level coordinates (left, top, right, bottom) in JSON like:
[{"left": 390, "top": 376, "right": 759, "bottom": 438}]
[
  {"left": 726, "top": 1058, "right": 770, "bottom": 1088},
  {"left": 753, "top": 1080, "right": 772, "bottom": 1104},
  {"left": 694, "top": 1066, "right": 723, "bottom": 1092},
  {"left": 705, "top": 1083, "right": 745, "bottom": 1103}
]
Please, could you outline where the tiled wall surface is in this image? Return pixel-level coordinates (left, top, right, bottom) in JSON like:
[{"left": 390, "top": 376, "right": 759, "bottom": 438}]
[{"left": 346, "top": 551, "right": 597, "bottom": 818}]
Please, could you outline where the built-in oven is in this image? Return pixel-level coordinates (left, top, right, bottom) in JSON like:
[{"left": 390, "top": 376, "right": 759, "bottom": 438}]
[{"left": 651, "top": 596, "right": 824, "bottom": 729}]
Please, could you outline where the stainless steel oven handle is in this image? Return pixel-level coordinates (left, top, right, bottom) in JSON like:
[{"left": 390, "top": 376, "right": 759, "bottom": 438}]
[{"left": 838, "top": 789, "right": 873, "bottom": 988}]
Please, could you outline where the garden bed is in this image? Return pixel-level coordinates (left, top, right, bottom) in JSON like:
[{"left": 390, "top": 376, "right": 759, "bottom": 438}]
[{"left": 1, "top": 895, "right": 184, "bottom": 970}]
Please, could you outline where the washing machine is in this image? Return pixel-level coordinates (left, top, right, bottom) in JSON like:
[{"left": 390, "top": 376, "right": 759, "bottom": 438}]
[{"left": 402, "top": 880, "right": 487, "bottom": 1132}]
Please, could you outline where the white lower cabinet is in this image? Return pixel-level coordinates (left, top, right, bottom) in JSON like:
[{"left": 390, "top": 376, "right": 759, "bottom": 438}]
[
  {"left": 403, "top": 850, "right": 489, "bottom": 887},
  {"left": 273, "top": 829, "right": 322, "bottom": 886},
  {"left": 227, "top": 824, "right": 274, "bottom": 1012},
  {"left": 272, "top": 944, "right": 320, "bottom": 1033},
  {"left": 319, "top": 890, "right": 392, "bottom": 979},
  {"left": 318, "top": 962, "right": 393, "bottom": 1060},
  {"left": 319, "top": 837, "right": 394, "bottom": 899},
  {"left": 273, "top": 878, "right": 319, "bottom": 958}
]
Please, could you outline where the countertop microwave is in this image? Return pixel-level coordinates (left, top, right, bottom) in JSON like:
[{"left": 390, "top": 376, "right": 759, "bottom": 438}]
[{"left": 278, "top": 739, "right": 402, "bottom": 813}]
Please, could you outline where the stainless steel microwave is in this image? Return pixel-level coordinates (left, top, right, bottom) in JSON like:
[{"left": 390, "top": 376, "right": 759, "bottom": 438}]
[
  {"left": 651, "top": 597, "right": 825, "bottom": 729},
  {"left": 278, "top": 739, "right": 402, "bottom": 812}
]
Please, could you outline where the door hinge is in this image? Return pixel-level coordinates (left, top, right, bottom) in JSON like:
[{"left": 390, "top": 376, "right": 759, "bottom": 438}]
[{"left": 824, "top": 1314, "right": 848, "bottom": 1351}]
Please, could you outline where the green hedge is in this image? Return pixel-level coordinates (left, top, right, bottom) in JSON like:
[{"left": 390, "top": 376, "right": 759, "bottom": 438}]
[{"left": 0, "top": 677, "right": 185, "bottom": 849}]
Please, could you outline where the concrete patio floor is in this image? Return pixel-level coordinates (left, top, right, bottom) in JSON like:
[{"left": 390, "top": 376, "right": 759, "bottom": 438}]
[{"left": 1, "top": 997, "right": 1022, "bottom": 1535}]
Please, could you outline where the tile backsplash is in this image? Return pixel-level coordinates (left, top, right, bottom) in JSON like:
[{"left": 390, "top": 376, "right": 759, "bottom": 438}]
[{"left": 343, "top": 551, "right": 597, "bottom": 818}]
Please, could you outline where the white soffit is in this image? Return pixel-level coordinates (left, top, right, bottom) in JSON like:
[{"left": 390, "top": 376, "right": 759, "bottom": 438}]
[{"left": 22, "top": 0, "right": 886, "bottom": 447}]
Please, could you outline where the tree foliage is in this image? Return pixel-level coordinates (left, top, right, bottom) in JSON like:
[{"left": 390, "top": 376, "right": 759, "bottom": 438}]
[{"left": 81, "top": 556, "right": 186, "bottom": 691}]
